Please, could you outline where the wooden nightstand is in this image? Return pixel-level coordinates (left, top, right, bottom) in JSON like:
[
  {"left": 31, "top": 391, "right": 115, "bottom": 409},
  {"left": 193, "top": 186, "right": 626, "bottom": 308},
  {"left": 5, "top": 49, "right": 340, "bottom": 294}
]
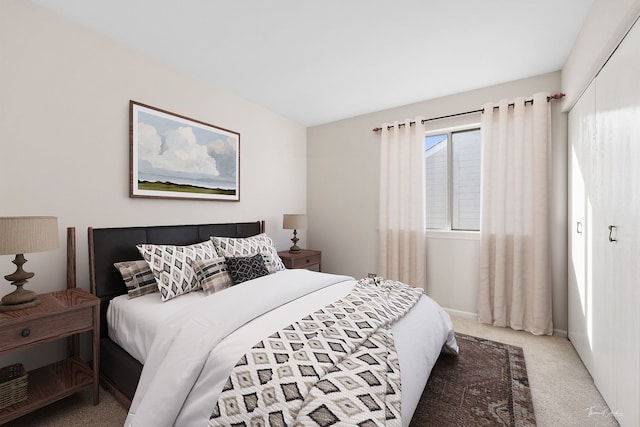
[
  {"left": 0, "top": 288, "right": 99, "bottom": 424},
  {"left": 278, "top": 249, "right": 322, "bottom": 271}
]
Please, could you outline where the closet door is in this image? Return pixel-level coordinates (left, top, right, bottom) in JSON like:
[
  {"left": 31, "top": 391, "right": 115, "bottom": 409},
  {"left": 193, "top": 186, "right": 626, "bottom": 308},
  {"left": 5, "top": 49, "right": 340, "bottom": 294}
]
[
  {"left": 589, "top": 76, "right": 617, "bottom": 412},
  {"left": 567, "top": 81, "right": 595, "bottom": 374},
  {"left": 594, "top": 19, "right": 640, "bottom": 427}
]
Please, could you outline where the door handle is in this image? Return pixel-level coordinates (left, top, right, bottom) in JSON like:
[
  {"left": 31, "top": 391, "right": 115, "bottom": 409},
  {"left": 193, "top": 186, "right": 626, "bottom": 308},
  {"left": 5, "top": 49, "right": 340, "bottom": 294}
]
[
  {"left": 576, "top": 222, "right": 583, "bottom": 235},
  {"left": 608, "top": 225, "right": 617, "bottom": 242}
]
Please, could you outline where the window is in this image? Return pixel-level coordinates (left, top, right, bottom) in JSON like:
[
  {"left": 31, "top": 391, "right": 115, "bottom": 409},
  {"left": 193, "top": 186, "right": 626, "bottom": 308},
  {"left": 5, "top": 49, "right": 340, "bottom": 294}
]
[{"left": 425, "top": 127, "right": 481, "bottom": 231}]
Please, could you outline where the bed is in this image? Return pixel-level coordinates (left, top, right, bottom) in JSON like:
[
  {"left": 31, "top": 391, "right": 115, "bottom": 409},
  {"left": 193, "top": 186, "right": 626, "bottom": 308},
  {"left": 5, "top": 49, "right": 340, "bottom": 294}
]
[{"left": 88, "top": 220, "right": 457, "bottom": 426}]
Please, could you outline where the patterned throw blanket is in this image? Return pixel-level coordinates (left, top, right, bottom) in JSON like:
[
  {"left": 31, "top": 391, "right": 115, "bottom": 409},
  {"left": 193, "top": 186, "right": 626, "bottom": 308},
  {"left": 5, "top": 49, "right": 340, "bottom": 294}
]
[{"left": 209, "top": 278, "right": 423, "bottom": 427}]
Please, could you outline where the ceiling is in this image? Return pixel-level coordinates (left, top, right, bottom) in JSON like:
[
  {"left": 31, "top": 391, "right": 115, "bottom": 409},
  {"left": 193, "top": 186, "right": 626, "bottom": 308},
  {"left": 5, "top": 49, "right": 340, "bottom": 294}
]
[{"left": 33, "top": 0, "right": 594, "bottom": 126}]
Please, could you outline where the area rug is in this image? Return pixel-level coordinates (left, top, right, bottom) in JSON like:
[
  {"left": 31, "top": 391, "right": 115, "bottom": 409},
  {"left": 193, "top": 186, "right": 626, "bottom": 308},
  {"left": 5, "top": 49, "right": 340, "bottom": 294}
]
[{"left": 409, "top": 333, "right": 536, "bottom": 426}]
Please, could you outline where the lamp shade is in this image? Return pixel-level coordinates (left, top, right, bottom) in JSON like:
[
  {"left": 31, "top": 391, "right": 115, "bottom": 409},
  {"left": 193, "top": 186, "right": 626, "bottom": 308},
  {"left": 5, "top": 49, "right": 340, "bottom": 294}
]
[
  {"left": 0, "top": 216, "right": 59, "bottom": 255},
  {"left": 283, "top": 214, "right": 307, "bottom": 230}
]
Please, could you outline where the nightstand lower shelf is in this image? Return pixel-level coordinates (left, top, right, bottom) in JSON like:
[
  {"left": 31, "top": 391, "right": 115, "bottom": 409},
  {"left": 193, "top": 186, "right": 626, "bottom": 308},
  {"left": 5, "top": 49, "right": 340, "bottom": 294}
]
[{"left": 0, "top": 357, "right": 93, "bottom": 424}]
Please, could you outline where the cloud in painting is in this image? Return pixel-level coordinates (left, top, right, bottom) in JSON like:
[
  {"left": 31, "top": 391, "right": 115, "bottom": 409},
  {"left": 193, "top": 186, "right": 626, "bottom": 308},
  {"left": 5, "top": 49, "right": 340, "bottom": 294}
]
[
  {"left": 207, "top": 137, "right": 237, "bottom": 179},
  {"left": 137, "top": 123, "right": 219, "bottom": 176}
]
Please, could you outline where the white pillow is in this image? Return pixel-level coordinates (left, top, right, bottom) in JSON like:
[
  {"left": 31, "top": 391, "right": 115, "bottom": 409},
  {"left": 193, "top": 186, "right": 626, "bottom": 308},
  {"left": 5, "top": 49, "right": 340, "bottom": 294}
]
[
  {"left": 137, "top": 240, "right": 217, "bottom": 301},
  {"left": 210, "top": 233, "right": 285, "bottom": 274}
]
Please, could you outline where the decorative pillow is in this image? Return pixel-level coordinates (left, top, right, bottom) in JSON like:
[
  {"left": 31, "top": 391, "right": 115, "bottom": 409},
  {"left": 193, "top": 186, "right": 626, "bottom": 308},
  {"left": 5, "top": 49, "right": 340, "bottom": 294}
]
[
  {"left": 192, "top": 257, "right": 233, "bottom": 295},
  {"left": 225, "top": 254, "right": 270, "bottom": 285},
  {"left": 211, "top": 233, "right": 285, "bottom": 274},
  {"left": 114, "top": 260, "right": 158, "bottom": 299},
  {"left": 136, "top": 240, "right": 217, "bottom": 301}
]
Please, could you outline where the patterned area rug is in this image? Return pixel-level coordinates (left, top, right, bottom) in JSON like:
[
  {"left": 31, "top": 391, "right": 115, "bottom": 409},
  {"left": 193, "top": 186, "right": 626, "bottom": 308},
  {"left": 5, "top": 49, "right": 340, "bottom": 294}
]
[{"left": 410, "top": 333, "right": 536, "bottom": 426}]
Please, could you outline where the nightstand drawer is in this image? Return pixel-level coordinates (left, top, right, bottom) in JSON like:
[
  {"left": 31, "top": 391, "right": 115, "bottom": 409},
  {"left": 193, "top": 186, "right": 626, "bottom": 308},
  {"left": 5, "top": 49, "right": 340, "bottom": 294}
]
[
  {"left": 0, "top": 308, "right": 93, "bottom": 352},
  {"left": 292, "top": 253, "right": 321, "bottom": 269},
  {"left": 278, "top": 249, "right": 322, "bottom": 271}
]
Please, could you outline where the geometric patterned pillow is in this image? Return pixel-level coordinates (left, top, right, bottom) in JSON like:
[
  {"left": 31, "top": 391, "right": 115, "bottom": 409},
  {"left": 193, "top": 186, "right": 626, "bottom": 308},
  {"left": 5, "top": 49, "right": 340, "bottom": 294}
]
[
  {"left": 211, "top": 233, "right": 285, "bottom": 274},
  {"left": 192, "top": 257, "right": 233, "bottom": 295},
  {"left": 225, "top": 254, "right": 270, "bottom": 285},
  {"left": 114, "top": 260, "right": 158, "bottom": 299},
  {"left": 136, "top": 240, "right": 217, "bottom": 301}
]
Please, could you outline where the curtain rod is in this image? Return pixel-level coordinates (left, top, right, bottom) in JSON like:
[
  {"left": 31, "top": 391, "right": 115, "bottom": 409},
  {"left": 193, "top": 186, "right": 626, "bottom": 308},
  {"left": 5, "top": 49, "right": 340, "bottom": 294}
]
[{"left": 372, "top": 92, "right": 565, "bottom": 132}]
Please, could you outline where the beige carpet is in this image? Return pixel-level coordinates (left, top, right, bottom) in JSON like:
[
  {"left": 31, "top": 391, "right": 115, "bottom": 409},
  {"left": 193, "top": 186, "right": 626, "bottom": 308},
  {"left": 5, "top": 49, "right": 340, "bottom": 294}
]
[{"left": 2, "top": 316, "right": 618, "bottom": 427}]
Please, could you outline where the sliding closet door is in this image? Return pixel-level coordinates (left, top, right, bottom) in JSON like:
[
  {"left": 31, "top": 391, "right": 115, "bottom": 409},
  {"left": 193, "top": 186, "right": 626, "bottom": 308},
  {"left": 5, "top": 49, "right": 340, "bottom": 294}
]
[
  {"left": 589, "top": 78, "right": 617, "bottom": 411},
  {"left": 595, "top": 18, "right": 640, "bottom": 426},
  {"left": 567, "top": 81, "right": 595, "bottom": 374}
]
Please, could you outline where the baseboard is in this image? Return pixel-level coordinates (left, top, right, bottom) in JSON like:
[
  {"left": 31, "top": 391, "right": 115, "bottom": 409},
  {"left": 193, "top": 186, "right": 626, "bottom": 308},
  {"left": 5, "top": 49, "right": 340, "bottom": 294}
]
[
  {"left": 444, "top": 308, "right": 478, "bottom": 320},
  {"left": 444, "top": 308, "right": 568, "bottom": 338},
  {"left": 553, "top": 328, "right": 568, "bottom": 338}
]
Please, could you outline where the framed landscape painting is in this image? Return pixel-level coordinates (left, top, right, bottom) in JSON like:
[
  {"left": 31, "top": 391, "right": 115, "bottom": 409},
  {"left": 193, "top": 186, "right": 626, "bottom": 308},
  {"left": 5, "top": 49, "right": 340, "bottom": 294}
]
[{"left": 130, "top": 101, "right": 240, "bottom": 201}]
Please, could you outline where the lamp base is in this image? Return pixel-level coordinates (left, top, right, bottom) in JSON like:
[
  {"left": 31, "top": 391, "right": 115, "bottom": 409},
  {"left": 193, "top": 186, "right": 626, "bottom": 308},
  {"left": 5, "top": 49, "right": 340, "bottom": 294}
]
[
  {"left": 0, "top": 284, "right": 41, "bottom": 312},
  {"left": 288, "top": 245, "right": 301, "bottom": 254},
  {"left": 1, "top": 253, "right": 41, "bottom": 312},
  {"left": 0, "top": 296, "right": 40, "bottom": 312},
  {"left": 289, "top": 229, "right": 301, "bottom": 253}
]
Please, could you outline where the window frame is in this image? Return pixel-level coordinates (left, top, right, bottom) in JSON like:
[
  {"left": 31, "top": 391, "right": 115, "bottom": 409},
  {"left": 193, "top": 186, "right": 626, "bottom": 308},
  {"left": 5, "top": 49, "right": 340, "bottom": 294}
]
[{"left": 424, "top": 123, "right": 481, "bottom": 235}]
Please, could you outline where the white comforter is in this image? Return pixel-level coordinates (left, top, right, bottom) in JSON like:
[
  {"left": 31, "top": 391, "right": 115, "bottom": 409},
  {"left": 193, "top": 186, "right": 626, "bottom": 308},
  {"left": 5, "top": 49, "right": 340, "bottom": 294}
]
[{"left": 124, "top": 270, "right": 457, "bottom": 427}]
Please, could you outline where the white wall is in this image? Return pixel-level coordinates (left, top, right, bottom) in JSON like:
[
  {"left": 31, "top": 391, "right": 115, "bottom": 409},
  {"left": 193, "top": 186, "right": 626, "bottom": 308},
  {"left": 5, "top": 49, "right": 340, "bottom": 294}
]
[
  {"left": 562, "top": 0, "right": 640, "bottom": 110},
  {"left": 308, "top": 72, "right": 568, "bottom": 333},
  {"left": 0, "top": 0, "right": 307, "bottom": 368}
]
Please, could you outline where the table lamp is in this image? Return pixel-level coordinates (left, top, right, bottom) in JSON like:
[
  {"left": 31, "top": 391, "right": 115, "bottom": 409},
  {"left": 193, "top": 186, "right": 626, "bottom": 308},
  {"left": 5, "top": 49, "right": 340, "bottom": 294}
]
[
  {"left": 0, "top": 216, "right": 59, "bottom": 312},
  {"left": 283, "top": 214, "right": 307, "bottom": 253}
]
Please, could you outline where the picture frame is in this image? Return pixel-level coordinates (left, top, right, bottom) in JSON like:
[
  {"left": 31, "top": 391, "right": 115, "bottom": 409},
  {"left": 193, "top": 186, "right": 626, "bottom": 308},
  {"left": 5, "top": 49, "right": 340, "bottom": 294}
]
[{"left": 130, "top": 101, "right": 240, "bottom": 201}]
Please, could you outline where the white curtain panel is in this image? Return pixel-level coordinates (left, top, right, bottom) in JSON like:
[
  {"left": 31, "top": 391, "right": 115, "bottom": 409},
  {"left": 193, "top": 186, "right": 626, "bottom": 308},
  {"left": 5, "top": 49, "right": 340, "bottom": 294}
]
[
  {"left": 478, "top": 93, "right": 553, "bottom": 335},
  {"left": 378, "top": 118, "right": 427, "bottom": 290}
]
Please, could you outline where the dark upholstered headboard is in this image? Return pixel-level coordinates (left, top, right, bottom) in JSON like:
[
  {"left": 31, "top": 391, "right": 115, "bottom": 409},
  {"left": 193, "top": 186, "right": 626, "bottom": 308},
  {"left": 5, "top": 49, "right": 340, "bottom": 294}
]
[{"left": 88, "top": 221, "right": 264, "bottom": 338}]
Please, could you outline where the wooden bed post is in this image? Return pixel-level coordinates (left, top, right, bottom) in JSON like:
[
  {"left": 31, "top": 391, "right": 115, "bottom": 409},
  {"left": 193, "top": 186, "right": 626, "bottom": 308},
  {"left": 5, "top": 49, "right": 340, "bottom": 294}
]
[
  {"left": 66, "top": 226, "right": 80, "bottom": 357},
  {"left": 66, "top": 227, "right": 76, "bottom": 289},
  {"left": 87, "top": 227, "right": 97, "bottom": 296}
]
